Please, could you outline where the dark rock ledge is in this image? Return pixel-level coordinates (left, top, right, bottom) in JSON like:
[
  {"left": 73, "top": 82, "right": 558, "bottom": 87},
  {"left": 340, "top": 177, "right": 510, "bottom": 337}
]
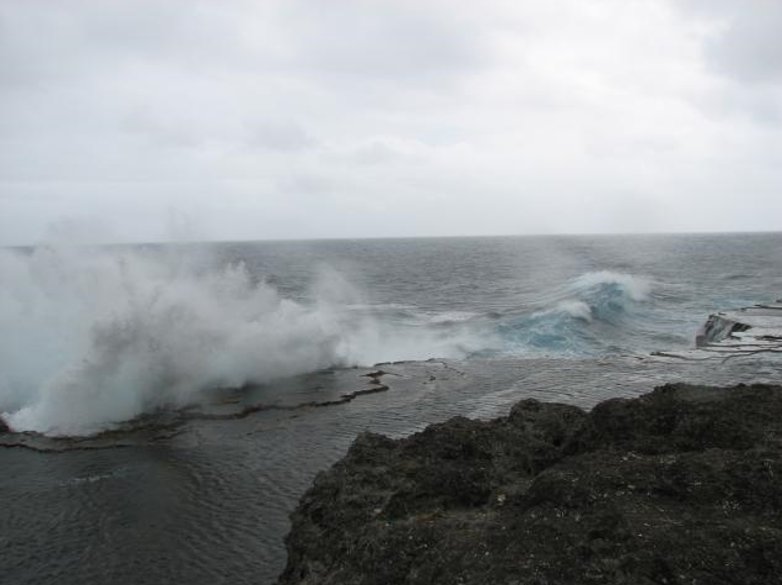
[{"left": 278, "top": 383, "right": 782, "bottom": 585}]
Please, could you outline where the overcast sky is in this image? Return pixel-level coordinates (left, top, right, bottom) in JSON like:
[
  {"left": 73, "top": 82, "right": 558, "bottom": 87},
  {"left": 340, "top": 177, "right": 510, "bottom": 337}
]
[{"left": 1, "top": 0, "right": 781, "bottom": 244}]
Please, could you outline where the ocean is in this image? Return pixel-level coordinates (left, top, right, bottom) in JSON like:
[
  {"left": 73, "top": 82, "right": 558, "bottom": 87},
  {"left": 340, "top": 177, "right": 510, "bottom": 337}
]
[{"left": 1, "top": 232, "right": 781, "bottom": 584}]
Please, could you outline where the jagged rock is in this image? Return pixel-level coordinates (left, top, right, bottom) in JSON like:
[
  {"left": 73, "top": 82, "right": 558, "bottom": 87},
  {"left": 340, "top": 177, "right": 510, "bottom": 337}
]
[
  {"left": 696, "top": 306, "right": 782, "bottom": 347},
  {"left": 278, "top": 383, "right": 782, "bottom": 585}
]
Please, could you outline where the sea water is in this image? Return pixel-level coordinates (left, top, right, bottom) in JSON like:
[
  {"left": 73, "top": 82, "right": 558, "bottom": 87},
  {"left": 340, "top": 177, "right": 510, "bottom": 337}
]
[{"left": 1, "top": 233, "right": 780, "bottom": 584}]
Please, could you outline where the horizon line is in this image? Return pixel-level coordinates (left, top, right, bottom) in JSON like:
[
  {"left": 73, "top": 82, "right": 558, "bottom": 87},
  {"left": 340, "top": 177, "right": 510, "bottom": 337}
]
[{"left": 2, "top": 228, "right": 781, "bottom": 249}]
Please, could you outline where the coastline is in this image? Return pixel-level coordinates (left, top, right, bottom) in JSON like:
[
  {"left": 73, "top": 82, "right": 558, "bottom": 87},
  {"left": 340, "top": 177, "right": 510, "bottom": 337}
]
[
  {"left": 2, "top": 289, "right": 781, "bottom": 584},
  {"left": 278, "top": 381, "right": 782, "bottom": 584}
]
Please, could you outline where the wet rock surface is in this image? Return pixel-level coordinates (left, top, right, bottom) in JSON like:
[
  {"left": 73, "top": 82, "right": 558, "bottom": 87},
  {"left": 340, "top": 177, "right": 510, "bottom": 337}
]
[
  {"left": 651, "top": 300, "right": 782, "bottom": 365},
  {"left": 278, "top": 383, "right": 782, "bottom": 585}
]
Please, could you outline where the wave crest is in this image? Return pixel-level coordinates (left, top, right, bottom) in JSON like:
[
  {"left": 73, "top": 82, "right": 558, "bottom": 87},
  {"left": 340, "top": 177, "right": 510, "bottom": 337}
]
[
  {"left": 570, "top": 271, "right": 652, "bottom": 302},
  {"left": 496, "top": 271, "right": 653, "bottom": 355}
]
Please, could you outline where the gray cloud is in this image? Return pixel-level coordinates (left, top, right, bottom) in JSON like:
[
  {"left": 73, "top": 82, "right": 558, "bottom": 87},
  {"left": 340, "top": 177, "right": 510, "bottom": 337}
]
[
  {"left": 246, "top": 120, "right": 316, "bottom": 152},
  {"left": 0, "top": 0, "right": 780, "bottom": 245},
  {"left": 278, "top": 1, "right": 488, "bottom": 81},
  {"left": 686, "top": 0, "right": 782, "bottom": 84}
]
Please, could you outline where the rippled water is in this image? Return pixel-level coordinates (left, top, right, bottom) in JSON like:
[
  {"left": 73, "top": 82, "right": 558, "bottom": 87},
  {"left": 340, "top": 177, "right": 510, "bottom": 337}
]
[{"left": 1, "top": 232, "right": 781, "bottom": 584}]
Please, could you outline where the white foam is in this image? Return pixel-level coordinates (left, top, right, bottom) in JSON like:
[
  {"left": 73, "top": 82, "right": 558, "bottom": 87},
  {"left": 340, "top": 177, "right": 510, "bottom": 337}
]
[
  {"left": 570, "top": 271, "right": 653, "bottom": 302},
  {"left": 555, "top": 300, "right": 593, "bottom": 322},
  {"left": 0, "top": 246, "right": 486, "bottom": 436},
  {"left": 421, "top": 310, "right": 480, "bottom": 324}
]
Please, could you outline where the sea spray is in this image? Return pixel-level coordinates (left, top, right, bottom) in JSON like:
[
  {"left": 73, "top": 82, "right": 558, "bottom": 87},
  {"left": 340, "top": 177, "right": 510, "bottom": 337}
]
[
  {"left": 0, "top": 246, "right": 327, "bottom": 434},
  {"left": 0, "top": 246, "right": 486, "bottom": 436},
  {"left": 0, "top": 245, "right": 661, "bottom": 435},
  {"left": 570, "top": 271, "right": 652, "bottom": 302}
]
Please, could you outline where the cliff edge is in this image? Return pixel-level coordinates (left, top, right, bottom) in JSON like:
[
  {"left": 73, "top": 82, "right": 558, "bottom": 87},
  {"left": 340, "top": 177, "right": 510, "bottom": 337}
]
[{"left": 279, "top": 383, "right": 782, "bottom": 584}]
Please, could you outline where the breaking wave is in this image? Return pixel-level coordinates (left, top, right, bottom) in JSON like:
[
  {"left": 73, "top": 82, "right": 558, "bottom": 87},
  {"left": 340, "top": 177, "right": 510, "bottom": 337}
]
[
  {"left": 0, "top": 248, "right": 659, "bottom": 438},
  {"left": 0, "top": 246, "right": 485, "bottom": 436},
  {"left": 497, "top": 271, "right": 654, "bottom": 355}
]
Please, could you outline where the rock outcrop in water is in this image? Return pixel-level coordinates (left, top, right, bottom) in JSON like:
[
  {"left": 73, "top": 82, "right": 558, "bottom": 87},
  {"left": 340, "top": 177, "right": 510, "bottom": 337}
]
[
  {"left": 694, "top": 300, "right": 782, "bottom": 350},
  {"left": 278, "top": 383, "right": 782, "bottom": 584}
]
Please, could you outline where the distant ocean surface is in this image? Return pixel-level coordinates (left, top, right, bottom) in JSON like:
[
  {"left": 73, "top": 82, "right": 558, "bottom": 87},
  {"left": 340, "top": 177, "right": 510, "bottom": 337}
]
[{"left": 1, "top": 233, "right": 781, "bottom": 584}]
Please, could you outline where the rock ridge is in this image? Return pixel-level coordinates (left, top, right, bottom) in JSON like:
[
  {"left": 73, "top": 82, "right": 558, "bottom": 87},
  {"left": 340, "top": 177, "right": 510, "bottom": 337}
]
[{"left": 279, "top": 383, "right": 782, "bottom": 585}]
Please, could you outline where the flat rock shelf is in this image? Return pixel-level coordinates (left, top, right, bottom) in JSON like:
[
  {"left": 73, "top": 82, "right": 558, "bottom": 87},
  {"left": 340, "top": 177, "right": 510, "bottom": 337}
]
[{"left": 652, "top": 299, "right": 782, "bottom": 363}]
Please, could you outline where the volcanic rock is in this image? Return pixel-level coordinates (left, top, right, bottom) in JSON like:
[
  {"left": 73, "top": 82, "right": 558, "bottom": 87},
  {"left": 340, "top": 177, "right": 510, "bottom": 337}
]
[{"left": 279, "top": 383, "right": 782, "bottom": 585}]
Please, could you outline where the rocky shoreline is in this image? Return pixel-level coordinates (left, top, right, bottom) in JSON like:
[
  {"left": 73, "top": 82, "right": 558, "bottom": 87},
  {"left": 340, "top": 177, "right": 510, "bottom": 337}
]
[
  {"left": 278, "top": 382, "right": 782, "bottom": 584},
  {"left": 696, "top": 300, "right": 782, "bottom": 348}
]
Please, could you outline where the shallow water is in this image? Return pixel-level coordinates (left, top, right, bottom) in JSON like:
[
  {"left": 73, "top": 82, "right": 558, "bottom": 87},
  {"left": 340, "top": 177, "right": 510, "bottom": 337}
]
[
  {"left": 2, "top": 355, "right": 780, "bottom": 584},
  {"left": 1, "top": 233, "right": 781, "bottom": 584}
]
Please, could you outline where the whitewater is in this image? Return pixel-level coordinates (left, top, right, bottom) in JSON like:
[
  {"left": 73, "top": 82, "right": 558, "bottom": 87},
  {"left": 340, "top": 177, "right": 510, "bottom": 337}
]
[
  {"left": 0, "top": 245, "right": 489, "bottom": 435},
  {"left": 2, "top": 233, "right": 782, "bottom": 585},
  {"left": 0, "top": 240, "right": 665, "bottom": 435}
]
